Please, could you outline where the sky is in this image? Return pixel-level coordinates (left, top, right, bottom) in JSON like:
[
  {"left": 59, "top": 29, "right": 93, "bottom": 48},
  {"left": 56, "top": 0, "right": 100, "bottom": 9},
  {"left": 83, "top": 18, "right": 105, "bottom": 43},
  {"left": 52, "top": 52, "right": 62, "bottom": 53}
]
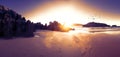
[{"left": 0, "top": 0, "right": 120, "bottom": 25}]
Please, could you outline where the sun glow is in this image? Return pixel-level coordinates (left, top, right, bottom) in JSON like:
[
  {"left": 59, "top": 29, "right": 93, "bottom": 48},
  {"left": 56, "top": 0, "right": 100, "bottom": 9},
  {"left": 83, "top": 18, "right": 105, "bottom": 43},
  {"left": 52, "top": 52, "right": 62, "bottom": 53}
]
[
  {"left": 26, "top": 4, "right": 92, "bottom": 25},
  {"left": 24, "top": 1, "right": 120, "bottom": 26}
]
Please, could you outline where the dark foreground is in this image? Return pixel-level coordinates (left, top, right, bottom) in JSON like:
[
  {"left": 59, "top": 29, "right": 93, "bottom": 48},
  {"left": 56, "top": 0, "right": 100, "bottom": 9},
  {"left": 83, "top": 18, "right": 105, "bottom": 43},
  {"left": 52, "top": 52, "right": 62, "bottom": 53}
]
[{"left": 0, "top": 29, "right": 120, "bottom": 57}]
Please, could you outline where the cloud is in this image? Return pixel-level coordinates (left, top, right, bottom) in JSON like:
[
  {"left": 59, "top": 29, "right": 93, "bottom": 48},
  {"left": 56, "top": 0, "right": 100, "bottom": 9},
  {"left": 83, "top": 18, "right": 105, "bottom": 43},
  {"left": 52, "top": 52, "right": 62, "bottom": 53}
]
[{"left": 83, "top": 0, "right": 120, "bottom": 14}]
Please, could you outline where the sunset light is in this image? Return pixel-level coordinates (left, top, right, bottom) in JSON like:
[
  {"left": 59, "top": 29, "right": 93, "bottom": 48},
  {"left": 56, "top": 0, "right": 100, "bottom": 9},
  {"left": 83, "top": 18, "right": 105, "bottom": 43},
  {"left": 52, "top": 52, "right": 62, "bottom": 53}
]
[
  {"left": 24, "top": 1, "right": 120, "bottom": 26},
  {"left": 1, "top": 0, "right": 120, "bottom": 57},
  {"left": 26, "top": 4, "right": 91, "bottom": 25}
]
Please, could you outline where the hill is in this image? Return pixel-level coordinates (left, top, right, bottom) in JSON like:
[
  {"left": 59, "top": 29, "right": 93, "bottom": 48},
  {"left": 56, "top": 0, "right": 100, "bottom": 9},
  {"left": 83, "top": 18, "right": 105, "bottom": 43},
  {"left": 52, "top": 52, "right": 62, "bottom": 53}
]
[
  {"left": 0, "top": 5, "right": 35, "bottom": 38},
  {"left": 83, "top": 22, "right": 110, "bottom": 27}
]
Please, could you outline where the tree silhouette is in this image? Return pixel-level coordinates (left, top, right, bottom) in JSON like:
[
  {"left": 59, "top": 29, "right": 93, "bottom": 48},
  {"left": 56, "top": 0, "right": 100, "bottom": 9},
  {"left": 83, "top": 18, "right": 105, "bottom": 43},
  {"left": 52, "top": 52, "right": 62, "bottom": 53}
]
[{"left": 0, "top": 4, "right": 72, "bottom": 38}]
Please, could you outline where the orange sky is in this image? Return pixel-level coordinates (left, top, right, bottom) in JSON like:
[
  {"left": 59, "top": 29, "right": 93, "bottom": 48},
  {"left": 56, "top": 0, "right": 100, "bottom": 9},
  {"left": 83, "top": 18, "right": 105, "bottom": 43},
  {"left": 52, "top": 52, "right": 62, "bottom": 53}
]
[{"left": 24, "top": 1, "right": 120, "bottom": 25}]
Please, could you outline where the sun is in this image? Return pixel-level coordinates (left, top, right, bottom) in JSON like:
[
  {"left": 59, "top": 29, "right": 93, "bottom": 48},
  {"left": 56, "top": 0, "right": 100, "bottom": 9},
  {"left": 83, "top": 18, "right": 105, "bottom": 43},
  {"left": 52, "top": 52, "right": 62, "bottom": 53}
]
[{"left": 25, "top": 4, "right": 92, "bottom": 25}]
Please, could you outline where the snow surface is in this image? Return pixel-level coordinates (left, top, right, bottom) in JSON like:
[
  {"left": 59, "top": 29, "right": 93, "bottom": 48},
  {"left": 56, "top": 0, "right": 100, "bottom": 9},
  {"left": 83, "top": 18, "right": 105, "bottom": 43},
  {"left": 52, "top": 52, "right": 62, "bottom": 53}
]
[{"left": 0, "top": 30, "right": 120, "bottom": 57}]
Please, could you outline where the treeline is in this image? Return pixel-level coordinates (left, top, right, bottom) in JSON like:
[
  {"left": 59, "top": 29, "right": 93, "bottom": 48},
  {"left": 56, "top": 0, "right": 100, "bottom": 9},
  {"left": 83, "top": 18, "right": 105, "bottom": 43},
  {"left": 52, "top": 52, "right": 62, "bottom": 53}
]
[
  {"left": 0, "top": 5, "right": 71, "bottom": 38},
  {"left": 0, "top": 5, "right": 35, "bottom": 38},
  {"left": 34, "top": 21, "right": 71, "bottom": 32}
]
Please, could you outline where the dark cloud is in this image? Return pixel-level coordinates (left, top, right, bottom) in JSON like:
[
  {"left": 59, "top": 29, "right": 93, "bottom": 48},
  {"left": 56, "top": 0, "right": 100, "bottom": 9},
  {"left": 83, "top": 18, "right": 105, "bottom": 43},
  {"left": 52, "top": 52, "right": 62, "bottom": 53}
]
[
  {"left": 1, "top": 0, "right": 120, "bottom": 14},
  {"left": 0, "top": 0, "right": 47, "bottom": 14},
  {"left": 83, "top": 0, "right": 120, "bottom": 14}
]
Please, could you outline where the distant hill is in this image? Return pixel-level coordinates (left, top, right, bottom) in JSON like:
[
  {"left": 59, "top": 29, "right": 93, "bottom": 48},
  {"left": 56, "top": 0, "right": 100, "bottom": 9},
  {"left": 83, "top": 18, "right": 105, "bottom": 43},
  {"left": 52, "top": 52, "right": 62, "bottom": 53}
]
[
  {"left": 83, "top": 22, "right": 110, "bottom": 27},
  {"left": 72, "top": 24, "right": 82, "bottom": 26}
]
